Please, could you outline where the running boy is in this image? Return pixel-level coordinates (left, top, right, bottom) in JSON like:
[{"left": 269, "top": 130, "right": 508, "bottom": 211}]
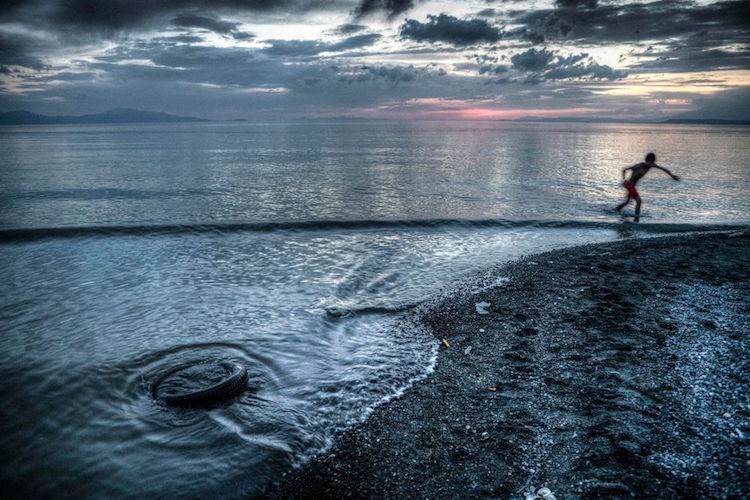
[{"left": 615, "top": 152, "right": 680, "bottom": 222}]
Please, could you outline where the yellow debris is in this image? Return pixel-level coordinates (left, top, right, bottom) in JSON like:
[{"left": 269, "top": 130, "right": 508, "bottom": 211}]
[{"left": 441, "top": 338, "right": 450, "bottom": 348}]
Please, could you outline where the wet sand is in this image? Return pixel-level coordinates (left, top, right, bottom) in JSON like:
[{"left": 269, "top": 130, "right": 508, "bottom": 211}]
[{"left": 268, "top": 231, "right": 749, "bottom": 499}]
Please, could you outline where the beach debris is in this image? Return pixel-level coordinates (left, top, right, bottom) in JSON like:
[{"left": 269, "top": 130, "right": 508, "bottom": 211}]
[
  {"left": 486, "top": 386, "right": 497, "bottom": 392},
  {"left": 464, "top": 346, "right": 472, "bottom": 355},
  {"left": 538, "top": 487, "right": 556, "bottom": 500},
  {"left": 525, "top": 487, "right": 556, "bottom": 500},
  {"left": 475, "top": 301, "right": 491, "bottom": 315},
  {"left": 528, "top": 261, "right": 538, "bottom": 266},
  {"left": 441, "top": 338, "right": 451, "bottom": 349},
  {"left": 734, "top": 428, "right": 744, "bottom": 439},
  {"left": 479, "top": 328, "right": 485, "bottom": 333},
  {"left": 723, "top": 412, "right": 731, "bottom": 418},
  {"left": 470, "top": 277, "right": 509, "bottom": 295},
  {"left": 480, "top": 431, "right": 489, "bottom": 441}
]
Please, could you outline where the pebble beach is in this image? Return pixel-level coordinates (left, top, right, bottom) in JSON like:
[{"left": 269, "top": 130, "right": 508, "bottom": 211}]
[{"left": 271, "top": 231, "right": 749, "bottom": 499}]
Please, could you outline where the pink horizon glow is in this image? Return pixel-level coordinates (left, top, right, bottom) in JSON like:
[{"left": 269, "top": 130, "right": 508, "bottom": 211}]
[{"left": 316, "top": 106, "right": 607, "bottom": 121}]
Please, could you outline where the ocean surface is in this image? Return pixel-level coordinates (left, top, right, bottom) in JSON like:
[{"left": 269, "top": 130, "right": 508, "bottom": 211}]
[{"left": 0, "top": 120, "right": 748, "bottom": 497}]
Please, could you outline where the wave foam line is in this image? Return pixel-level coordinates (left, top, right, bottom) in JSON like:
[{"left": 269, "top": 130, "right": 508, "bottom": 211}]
[{"left": 1, "top": 219, "right": 746, "bottom": 243}]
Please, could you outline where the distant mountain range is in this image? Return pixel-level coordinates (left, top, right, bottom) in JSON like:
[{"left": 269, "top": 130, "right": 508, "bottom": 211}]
[
  {"left": 518, "top": 116, "right": 750, "bottom": 125},
  {"left": 1, "top": 108, "right": 748, "bottom": 126},
  {"left": 0, "top": 108, "right": 207, "bottom": 125},
  {"left": 662, "top": 118, "right": 750, "bottom": 125}
]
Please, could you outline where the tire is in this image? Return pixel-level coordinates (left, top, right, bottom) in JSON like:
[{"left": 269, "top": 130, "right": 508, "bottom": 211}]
[{"left": 156, "top": 363, "right": 249, "bottom": 407}]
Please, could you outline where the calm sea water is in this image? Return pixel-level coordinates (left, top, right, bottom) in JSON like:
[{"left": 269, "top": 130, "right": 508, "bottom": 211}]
[{"left": 0, "top": 121, "right": 748, "bottom": 498}]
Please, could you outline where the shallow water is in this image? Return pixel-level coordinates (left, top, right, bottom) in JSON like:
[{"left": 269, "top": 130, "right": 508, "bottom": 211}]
[{"left": 0, "top": 121, "right": 748, "bottom": 497}]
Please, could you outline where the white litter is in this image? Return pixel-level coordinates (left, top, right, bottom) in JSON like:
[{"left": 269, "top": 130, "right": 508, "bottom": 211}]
[
  {"left": 470, "top": 277, "right": 509, "bottom": 295},
  {"left": 538, "top": 487, "right": 556, "bottom": 500},
  {"left": 525, "top": 487, "right": 556, "bottom": 500},
  {"left": 475, "top": 301, "right": 491, "bottom": 315},
  {"left": 464, "top": 346, "right": 472, "bottom": 355}
]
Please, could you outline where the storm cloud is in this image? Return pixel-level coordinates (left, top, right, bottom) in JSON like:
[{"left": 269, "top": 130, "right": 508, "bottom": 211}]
[
  {"left": 353, "top": 0, "right": 417, "bottom": 19},
  {"left": 510, "top": 0, "right": 750, "bottom": 46},
  {"left": 1, "top": 0, "right": 350, "bottom": 32},
  {"left": 511, "top": 48, "right": 555, "bottom": 72},
  {"left": 261, "top": 34, "right": 381, "bottom": 58},
  {"left": 511, "top": 48, "right": 627, "bottom": 81},
  {"left": 172, "top": 13, "right": 238, "bottom": 34},
  {"left": 400, "top": 14, "right": 503, "bottom": 46}
]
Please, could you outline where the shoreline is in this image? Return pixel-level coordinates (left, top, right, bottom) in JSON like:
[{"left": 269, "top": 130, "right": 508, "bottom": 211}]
[{"left": 267, "top": 231, "right": 749, "bottom": 498}]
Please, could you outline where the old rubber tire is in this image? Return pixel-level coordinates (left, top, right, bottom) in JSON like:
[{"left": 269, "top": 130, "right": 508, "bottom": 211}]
[{"left": 156, "top": 363, "right": 248, "bottom": 407}]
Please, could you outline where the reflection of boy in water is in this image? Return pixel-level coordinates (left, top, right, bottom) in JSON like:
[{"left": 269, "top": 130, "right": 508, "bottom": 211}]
[{"left": 616, "top": 152, "right": 680, "bottom": 222}]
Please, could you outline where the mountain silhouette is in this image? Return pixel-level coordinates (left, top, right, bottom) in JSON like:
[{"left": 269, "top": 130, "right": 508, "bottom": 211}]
[{"left": 0, "top": 108, "right": 207, "bottom": 125}]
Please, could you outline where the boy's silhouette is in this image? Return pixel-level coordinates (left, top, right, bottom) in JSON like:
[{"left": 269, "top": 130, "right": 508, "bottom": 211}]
[{"left": 616, "top": 152, "right": 680, "bottom": 222}]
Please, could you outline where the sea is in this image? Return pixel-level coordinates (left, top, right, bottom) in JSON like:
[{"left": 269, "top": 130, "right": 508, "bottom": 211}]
[{"left": 0, "top": 120, "right": 748, "bottom": 498}]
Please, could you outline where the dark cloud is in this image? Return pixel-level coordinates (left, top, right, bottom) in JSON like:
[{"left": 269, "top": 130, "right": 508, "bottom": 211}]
[
  {"left": 511, "top": 0, "right": 750, "bottom": 45},
  {"left": 511, "top": 48, "right": 627, "bottom": 81},
  {"left": 478, "top": 64, "right": 509, "bottom": 75},
  {"left": 543, "top": 61, "right": 626, "bottom": 80},
  {"left": 630, "top": 47, "right": 750, "bottom": 73},
  {"left": 400, "top": 14, "right": 502, "bottom": 46},
  {"left": 473, "top": 53, "right": 501, "bottom": 64},
  {"left": 486, "top": 76, "right": 511, "bottom": 85},
  {"left": 554, "top": 0, "right": 597, "bottom": 8},
  {"left": 172, "top": 13, "right": 238, "bottom": 34},
  {"left": 0, "top": 0, "right": 28, "bottom": 17},
  {"left": 0, "top": 32, "right": 47, "bottom": 70},
  {"left": 510, "top": 48, "right": 555, "bottom": 71},
  {"left": 506, "top": 27, "right": 545, "bottom": 44},
  {"left": 556, "top": 53, "right": 587, "bottom": 66},
  {"left": 351, "top": 65, "right": 418, "bottom": 84},
  {"left": 333, "top": 23, "right": 367, "bottom": 35},
  {"left": 160, "top": 34, "right": 205, "bottom": 43},
  {"left": 231, "top": 31, "right": 255, "bottom": 40},
  {"left": 504, "top": 0, "right": 750, "bottom": 73},
  {"left": 171, "top": 12, "right": 255, "bottom": 40},
  {"left": 353, "top": 0, "right": 416, "bottom": 19},
  {"left": 329, "top": 33, "right": 383, "bottom": 52},
  {"left": 3, "top": 0, "right": 350, "bottom": 33},
  {"left": 262, "top": 34, "right": 381, "bottom": 57}
]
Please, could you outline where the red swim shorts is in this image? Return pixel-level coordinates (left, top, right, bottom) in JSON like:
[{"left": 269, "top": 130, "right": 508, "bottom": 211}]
[{"left": 623, "top": 181, "right": 639, "bottom": 198}]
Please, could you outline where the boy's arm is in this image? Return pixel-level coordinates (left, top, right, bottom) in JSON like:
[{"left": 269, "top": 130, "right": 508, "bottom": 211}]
[
  {"left": 622, "top": 165, "right": 633, "bottom": 179},
  {"left": 654, "top": 164, "right": 680, "bottom": 180}
]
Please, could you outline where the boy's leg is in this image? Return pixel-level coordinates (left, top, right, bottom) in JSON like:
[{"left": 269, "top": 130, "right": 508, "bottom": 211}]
[
  {"left": 615, "top": 196, "right": 631, "bottom": 211},
  {"left": 634, "top": 196, "right": 642, "bottom": 222}
]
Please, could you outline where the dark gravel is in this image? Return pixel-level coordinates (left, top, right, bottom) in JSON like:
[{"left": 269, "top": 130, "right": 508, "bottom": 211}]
[{"left": 266, "top": 231, "right": 749, "bottom": 499}]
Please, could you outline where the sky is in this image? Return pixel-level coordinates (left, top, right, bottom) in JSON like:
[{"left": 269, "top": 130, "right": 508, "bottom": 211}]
[{"left": 0, "top": 0, "right": 748, "bottom": 121}]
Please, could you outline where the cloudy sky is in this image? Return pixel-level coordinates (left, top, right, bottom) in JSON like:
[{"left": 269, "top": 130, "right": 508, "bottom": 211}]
[{"left": 1, "top": 0, "right": 748, "bottom": 120}]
